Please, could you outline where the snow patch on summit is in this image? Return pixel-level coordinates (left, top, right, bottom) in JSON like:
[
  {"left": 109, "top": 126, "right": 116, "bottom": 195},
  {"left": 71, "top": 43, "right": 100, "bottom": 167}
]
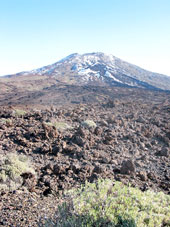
[{"left": 82, "top": 55, "right": 100, "bottom": 66}]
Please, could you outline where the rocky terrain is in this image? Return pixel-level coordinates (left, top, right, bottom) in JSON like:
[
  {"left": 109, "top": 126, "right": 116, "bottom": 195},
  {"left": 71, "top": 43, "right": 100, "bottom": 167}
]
[
  {"left": 0, "top": 88, "right": 169, "bottom": 226},
  {"left": 0, "top": 53, "right": 170, "bottom": 226}
]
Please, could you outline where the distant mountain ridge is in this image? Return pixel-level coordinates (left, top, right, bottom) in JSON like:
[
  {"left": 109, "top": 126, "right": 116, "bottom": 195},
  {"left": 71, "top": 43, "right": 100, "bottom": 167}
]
[{"left": 3, "top": 52, "right": 170, "bottom": 90}]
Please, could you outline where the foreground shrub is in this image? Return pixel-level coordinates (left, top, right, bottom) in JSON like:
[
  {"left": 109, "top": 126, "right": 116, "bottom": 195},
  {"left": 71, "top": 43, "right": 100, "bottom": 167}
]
[
  {"left": 0, "top": 153, "right": 35, "bottom": 191},
  {"left": 51, "top": 179, "right": 170, "bottom": 227}
]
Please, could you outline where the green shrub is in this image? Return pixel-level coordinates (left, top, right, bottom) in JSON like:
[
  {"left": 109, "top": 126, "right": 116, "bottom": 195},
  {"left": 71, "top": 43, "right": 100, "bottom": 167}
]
[
  {"left": 81, "top": 120, "right": 96, "bottom": 129},
  {"left": 14, "top": 109, "right": 27, "bottom": 117},
  {"left": 44, "top": 121, "right": 72, "bottom": 131},
  {"left": 51, "top": 179, "right": 170, "bottom": 227},
  {"left": 0, "top": 118, "right": 12, "bottom": 125},
  {"left": 0, "top": 153, "right": 35, "bottom": 191}
]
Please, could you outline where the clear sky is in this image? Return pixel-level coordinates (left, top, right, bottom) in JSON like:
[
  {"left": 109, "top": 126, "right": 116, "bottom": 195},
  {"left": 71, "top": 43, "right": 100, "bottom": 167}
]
[{"left": 0, "top": 0, "right": 170, "bottom": 76}]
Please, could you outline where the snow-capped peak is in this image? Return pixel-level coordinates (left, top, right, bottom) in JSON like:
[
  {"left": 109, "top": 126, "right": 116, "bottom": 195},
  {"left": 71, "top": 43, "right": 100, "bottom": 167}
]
[{"left": 6, "top": 52, "right": 170, "bottom": 90}]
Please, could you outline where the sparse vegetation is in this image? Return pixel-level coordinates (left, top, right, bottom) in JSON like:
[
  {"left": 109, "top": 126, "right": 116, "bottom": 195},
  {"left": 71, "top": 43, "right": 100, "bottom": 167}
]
[
  {"left": 14, "top": 109, "right": 27, "bottom": 117},
  {"left": 0, "top": 92, "right": 169, "bottom": 226},
  {"left": 0, "top": 153, "right": 35, "bottom": 191},
  {"left": 81, "top": 120, "right": 96, "bottom": 128},
  {"left": 44, "top": 121, "right": 72, "bottom": 131},
  {"left": 0, "top": 118, "right": 12, "bottom": 125},
  {"left": 52, "top": 179, "right": 170, "bottom": 227}
]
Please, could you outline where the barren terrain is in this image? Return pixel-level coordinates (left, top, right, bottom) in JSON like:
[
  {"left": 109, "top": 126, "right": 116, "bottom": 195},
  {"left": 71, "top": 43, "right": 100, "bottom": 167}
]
[{"left": 0, "top": 87, "right": 169, "bottom": 226}]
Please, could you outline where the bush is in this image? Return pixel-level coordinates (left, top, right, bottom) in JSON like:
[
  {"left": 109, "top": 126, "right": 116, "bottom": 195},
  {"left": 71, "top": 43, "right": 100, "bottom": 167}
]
[
  {"left": 0, "top": 118, "right": 12, "bottom": 126},
  {"left": 44, "top": 121, "right": 72, "bottom": 131},
  {"left": 0, "top": 153, "right": 35, "bottom": 191},
  {"left": 14, "top": 109, "right": 27, "bottom": 117},
  {"left": 81, "top": 120, "right": 96, "bottom": 129},
  {"left": 51, "top": 179, "right": 170, "bottom": 227}
]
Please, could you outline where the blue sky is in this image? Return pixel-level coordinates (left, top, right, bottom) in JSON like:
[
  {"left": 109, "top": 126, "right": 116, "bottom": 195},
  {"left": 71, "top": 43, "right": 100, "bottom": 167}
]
[{"left": 0, "top": 0, "right": 170, "bottom": 76}]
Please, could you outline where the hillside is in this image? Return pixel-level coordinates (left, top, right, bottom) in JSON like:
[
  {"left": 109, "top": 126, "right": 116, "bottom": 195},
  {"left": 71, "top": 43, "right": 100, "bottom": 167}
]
[
  {"left": 0, "top": 53, "right": 170, "bottom": 226},
  {"left": 4, "top": 52, "right": 170, "bottom": 90},
  {"left": 1, "top": 53, "right": 170, "bottom": 107}
]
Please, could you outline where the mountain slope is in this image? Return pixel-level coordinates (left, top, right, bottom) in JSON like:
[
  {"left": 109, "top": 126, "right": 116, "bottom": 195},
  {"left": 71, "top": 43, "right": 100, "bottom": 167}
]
[
  {"left": 6, "top": 52, "right": 170, "bottom": 90},
  {"left": 1, "top": 52, "right": 170, "bottom": 107}
]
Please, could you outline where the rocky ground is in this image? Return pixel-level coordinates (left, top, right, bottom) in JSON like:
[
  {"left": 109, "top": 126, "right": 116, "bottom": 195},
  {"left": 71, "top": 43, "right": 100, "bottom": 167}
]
[{"left": 0, "top": 88, "right": 170, "bottom": 226}]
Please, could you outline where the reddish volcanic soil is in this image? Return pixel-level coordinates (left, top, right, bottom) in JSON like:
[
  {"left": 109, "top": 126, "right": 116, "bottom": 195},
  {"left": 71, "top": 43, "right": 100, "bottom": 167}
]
[{"left": 0, "top": 88, "right": 169, "bottom": 226}]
